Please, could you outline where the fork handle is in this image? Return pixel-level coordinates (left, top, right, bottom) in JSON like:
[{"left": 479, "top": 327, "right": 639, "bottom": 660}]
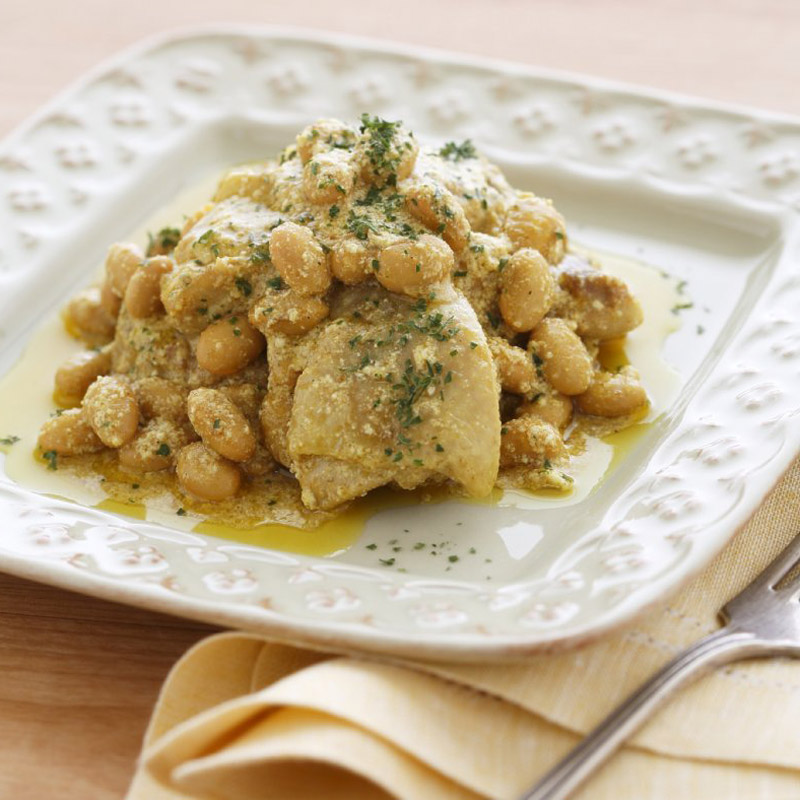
[{"left": 519, "top": 628, "right": 765, "bottom": 800}]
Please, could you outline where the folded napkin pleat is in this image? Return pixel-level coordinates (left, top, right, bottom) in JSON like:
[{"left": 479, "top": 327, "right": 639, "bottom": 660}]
[{"left": 128, "top": 460, "right": 800, "bottom": 800}]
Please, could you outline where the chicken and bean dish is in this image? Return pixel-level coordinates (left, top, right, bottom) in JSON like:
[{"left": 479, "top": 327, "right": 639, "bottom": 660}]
[{"left": 37, "top": 116, "right": 646, "bottom": 519}]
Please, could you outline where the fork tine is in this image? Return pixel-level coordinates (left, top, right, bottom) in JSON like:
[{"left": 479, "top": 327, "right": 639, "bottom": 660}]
[{"left": 735, "top": 532, "right": 800, "bottom": 597}]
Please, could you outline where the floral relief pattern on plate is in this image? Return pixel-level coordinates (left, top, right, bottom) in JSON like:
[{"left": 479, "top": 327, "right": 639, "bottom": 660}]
[{"left": 0, "top": 27, "right": 799, "bottom": 660}]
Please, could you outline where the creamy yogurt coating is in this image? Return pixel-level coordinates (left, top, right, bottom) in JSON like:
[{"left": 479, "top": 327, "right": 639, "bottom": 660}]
[{"left": 28, "top": 115, "right": 653, "bottom": 521}]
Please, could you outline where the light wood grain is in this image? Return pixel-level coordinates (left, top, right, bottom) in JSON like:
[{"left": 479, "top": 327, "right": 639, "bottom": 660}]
[
  {"left": 3, "top": 1, "right": 800, "bottom": 797},
  {"left": 0, "top": 572, "right": 215, "bottom": 799}
]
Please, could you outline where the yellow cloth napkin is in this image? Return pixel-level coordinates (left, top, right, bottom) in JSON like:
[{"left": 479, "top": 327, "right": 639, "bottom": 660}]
[{"left": 128, "top": 460, "right": 800, "bottom": 800}]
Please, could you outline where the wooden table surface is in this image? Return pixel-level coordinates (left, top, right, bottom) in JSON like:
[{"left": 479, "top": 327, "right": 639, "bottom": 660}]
[{"left": 3, "top": 1, "right": 800, "bottom": 797}]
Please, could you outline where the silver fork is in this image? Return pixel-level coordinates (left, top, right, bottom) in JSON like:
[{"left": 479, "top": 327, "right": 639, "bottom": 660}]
[{"left": 519, "top": 531, "right": 800, "bottom": 800}]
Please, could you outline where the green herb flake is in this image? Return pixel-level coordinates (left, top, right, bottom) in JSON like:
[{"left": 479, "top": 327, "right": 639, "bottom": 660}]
[
  {"left": 213, "top": 419, "right": 221, "bottom": 430},
  {"left": 147, "top": 226, "right": 181, "bottom": 255},
  {"left": 267, "top": 276, "right": 285, "bottom": 290},
  {"left": 250, "top": 242, "right": 272, "bottom": 264},
  {"left": 346, "top": 210, "right": 380, "bottom": 241},
  {"left": 329, "top": 204, "right": 340, "bottom": 219},
  {"left": 366, "top": 543, "right": 378, "bottom": 550},
  {"left": 438, "top": 140, "right": 477, "bottom": 161},
  {"left": 176, "top": 507, "right": 187, "bottom": 516},
  {"left": 156, "top": 443, "right": 171, "bottom": 457},
  {"left": 43, "top": 450, "right": 58, "bottom": 470},
  {"left": 0, "top": 435, "right": 20, "bottom": 446},
  {"left": 359, "top": 114, "right": 403, "bottom": 182},
  {"left": 235, "top": 277, "right": 252, "bottom": 297},
  {"left": 379, "top": 557, "right": 396, "bottom": 567}
]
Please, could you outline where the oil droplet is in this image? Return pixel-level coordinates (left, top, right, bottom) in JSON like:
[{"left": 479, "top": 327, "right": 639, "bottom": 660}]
[
  {"left": 95, "top": 498, "right": 146, "bottom": 520},
  {"left": 193, "top": 484, "right": 502, "bottom": 557}
]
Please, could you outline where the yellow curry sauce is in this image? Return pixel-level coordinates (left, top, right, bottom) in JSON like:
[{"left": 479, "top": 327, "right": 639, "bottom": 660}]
[{"left": 0, "top": 117, "right": 683, "bottom": 555}]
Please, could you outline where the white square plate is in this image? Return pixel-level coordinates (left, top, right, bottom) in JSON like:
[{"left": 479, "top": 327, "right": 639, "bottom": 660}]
[{"left": 1, "top": 26, "right": 799, "bottom": 661}]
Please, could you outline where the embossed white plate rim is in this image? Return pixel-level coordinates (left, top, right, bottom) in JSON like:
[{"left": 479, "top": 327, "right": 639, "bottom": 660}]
[{"left": 1, "top": 25, "right": 799, "bottom": 661}]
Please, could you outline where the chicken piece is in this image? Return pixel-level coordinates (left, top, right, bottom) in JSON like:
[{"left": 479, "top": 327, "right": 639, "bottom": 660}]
[
  {"left": 274, "top": 284, "right": 500, "bottom": 509},
  {"left": 173, "top": 197, "right": 284, "bottom": 266},
  {"left": 409, "top": 147, "right": 515, "bottom": 235}
]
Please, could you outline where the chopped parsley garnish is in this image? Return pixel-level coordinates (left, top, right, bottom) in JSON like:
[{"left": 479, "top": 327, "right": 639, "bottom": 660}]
[
  {"left": 497, "top": 258, "right": 509, "bottom": 272},
  {"left": 176, "top": 507, "right": 187, "bottom": 516},
  {"left": 250, "top": 242, "right": 271, "bottom": 264},
  {"left": 340, "top": 354, "right": 373, "bottom": 373},
  {"left": 156, "top": 443, "right": 171, "bottom": 457},
  {"left": 0, "top": 435, "right": 20, "bottom": 446},
  {"left": 213, "top": 418, "right": 221, "bottom": 429},
  {"left": 235, "top": 277, "right": 252, "bottom": 297},
  {"left": 196, "top": 229, "right": 215, "bottom": 248},
  {"left": 43, "top": 450, "right": 58, "bottom": 470},
  {"left": 329, "top": 204, "right": 340, "bottom": 219},
  {"left": 379, "top": 557, "right": 396, "bottom": 567},
  {"left": 267, "top": 276, "right": 285, "bottom": 290},
  {"left": 359, "top": 113, "right": 403, "bottom": 183},
  {"left": 346, "top": 210, "right": 380, "bottom": 240},
  {"left": 147, "top": 226, "right": 181, "bottom": 255},
  {"left": 439, "top": 140, "right": 477, "bottom": 161},
  {"left": 391, "top": 357, "right": 452, "bottom": 429}
]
